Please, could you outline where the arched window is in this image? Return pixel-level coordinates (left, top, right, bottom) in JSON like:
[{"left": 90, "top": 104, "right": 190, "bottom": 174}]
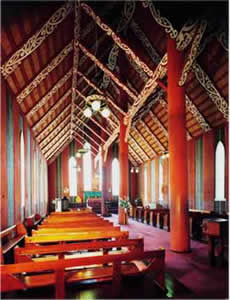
[
  {"left": 83, "top": 142, "right": 92, "bottom": 191},
  {"left": 159, "top": 158, "right": 163, "bottom": 202},
  {"left": 20, "top": 131, "right": 25, "bottom": 221},
  {"left": 69, "top": 157, "right": 77, "bottom": 196},
  {"left": 144, "top": 163, "right": 148, "bottom": 205},
  {"left": 112, "top": 158, "right": 119, "bottom": 196},
  {"left": 215, "top": 141, "right": 225, "bottom": 201}
]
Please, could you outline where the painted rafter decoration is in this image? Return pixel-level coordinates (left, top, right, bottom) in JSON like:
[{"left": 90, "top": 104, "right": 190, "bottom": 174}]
[
  {"left": 72, "top": 129, "right": 99, "bottom": 154},
  {"left": 103, "top": 127, "right": 119, "bottom": 162},
  {"left": 35, "top": 103, "right": 71, "bottom": 142},
  {"left": 124, "top": 54, "right": 168, "bottom": 141},
  {"left": 42, "top": 124, "right": 71, "bottom": 154},
  {"left": 129, "top": 154, "right": 138, "bottom": 167},
  {"left": 131, "top": 127, "right": 156, "bottom": 157},
  {"left": 185, "top": 95, "right": 211, "bottom": 132},
  {"left": 192, "top": 63, "right": 228, "bottom": 120},
  {"left": 26, "top": 69, "right": 72, "bottom": 118},
  {"left": 139, "top": 119, "right": 165, "bottom": 152},
  {"left": 46, "top": 134, "right": 70, "bottom": 160},
  {"left": 39, "top": 115, "right": 71, "bottom": 149},
  {"left": 77, "top": 42, "right": 137, "bottom": 101},
  {"left": 217, "top": 30, "right": 228, "bottom": 52},
  {"left": 73, "top": 112, "right": 106, "bottom": 143},
  {"left": 176, "top": 19, "right": 199, "bottom": 51},
  {"left": 179, "top": 19, "right": 207, "bottom": 86},
  {"left": 148, "top": 110, "right": 168, "bottom": 138},
  {"left": 77, "top": 70, "right": 126, "bottom": 117},
  {"left": 129, "top": 135, "right": 149, "bottom": 161},
  {"left": 81, "top": 3, "right": 153, "bottom": 77},
  {"left": 47, "top": 138, "right": 73, "bottom": 163},
  {"left": 129, "top": 143, "right": 144, "bottom": 163},
  {"left": 159, "top": 98, "right": 192, "bottom": 140},
  {"left": 70, "top": 1, "right": 80, "bottom": 138},
  {"left": 1, "top": 2, "right": 73, "bottom": 79},
  {"left": 130, "top": 21, "right": 161, "bottom": 65},
  {"left": 17, "top": 42, "right": 73, "bottom": 104},
  {"left": 142, "top": 1, "right": 178, "bottom": 39},
  {"left": 32, "top": 90, "right": 71, "bottom": 133},
  {"left": 44, "top": 130, "right": 70, "bottom": 158},
  {"left": 129, "top": 148, "right": 142, "bottom": 165}
]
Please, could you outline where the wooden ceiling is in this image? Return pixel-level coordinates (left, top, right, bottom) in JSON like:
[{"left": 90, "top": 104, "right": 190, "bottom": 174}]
[{"left": 1, "top": 1, "right": 228, "bottom": 166}]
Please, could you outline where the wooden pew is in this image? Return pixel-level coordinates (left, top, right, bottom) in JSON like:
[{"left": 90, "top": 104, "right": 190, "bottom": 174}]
[
  {"left": 24, "top": 214, "right": 43, "bottom": 236},
  {"left": 50, "top": 209, "right": 92, "bottom": 216},
  {"left": 43, "top": 215, "right": 103, "bottom": 224},
  {"left": 38, "top": 220, "right": 113, "bottom": 229},
  {"left": 0, "top": 224, "right": 27, "bottom": 264},
  {"left": 2, "top": 248, "right": 165, "bottom": 299},
  {"left": 34, "top": 225, "right": 119, "bottom": 234},
  {"left": 25, "top": 230, "right": 129, "bottom": 245},
  {"left": 14, "top": 238, "right": 144, "bottom": 263}
]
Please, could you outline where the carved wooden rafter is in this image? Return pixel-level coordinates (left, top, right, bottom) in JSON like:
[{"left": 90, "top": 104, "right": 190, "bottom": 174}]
[
  {"left": 72, "top": 135, "right": 97, "bottom": 157},
  {"left": 44, "top": 130, "right": 70, "bottom": 158},
  {"left": 1, "top": 2, "right": 73, "bottom": 79},
  {"left": 35, "top": 103, "right": 71, "bottom": 142},
  {"left": 132, "top": 126, "right": 157, "bottom": 156},
  {"left": 129, "top": 135, "right": 149, "bottom": 161},
  {"left": 39, "top": 115, "right": 71, "bottom": 149},
  {"left": 192, "top": 63, "right": 228, "bottom": 120},
  {"left": 148, "top": 110, "right": 168, "bottom": 138},
  {"left": 81, "top": 3, "right": 153, "bottom": 77},
  {"left": 73, "top": 112, "right": 106, "bottom": 144},
  {"left": 42, "top": 123, "right": 71, "bottom": 154},
  {"left": 70, "top": 1, "right": 80, "bottom": 138},
  {"left": 74, "top": 90, "right": 111, "bottom": 136},
  {"left": 179, "top": 20, "right": 207, "bottom": 86},
  {"left": 103, "top": 127, "right": 119, "bottom": 162},
  {"left": 32, "top": 90, "right": 71, "bottom": 133},
  {"left": 17, "top": 42, "right": 73, "bottom": 104},
  {"left": 26, "top": 69, "right": 72, "bottom": 118},
  {"left": 46, "top": 136, "right": 71, "bottom": 161},
  {"left": 139, "top": 119, "right": 165, "bottom": 152},
  {"left": 77, "top": 42, "right": 137, "bottom": 101},
  {"left": 129, "top": 154, "right": 138, "bottom": 167},
  {"left": 176, "top": 19, "right": 199, "bottom": 51},
  {"left": 73, "top": 126, "right": 100, "bottom": 149},
  {"left": 129, "top": 149, "right": 142, "bottom": 165},
  {"left": 77, "top": 70, "right": 125, "bottom": 117},
  {"left": 72, "top": 129, "right": 99, "bottom": 154}
]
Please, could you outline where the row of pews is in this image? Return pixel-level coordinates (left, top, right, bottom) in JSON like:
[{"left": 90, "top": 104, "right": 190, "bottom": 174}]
[{"left": 1, "top": 209, "right": 165, "bottom": 299}]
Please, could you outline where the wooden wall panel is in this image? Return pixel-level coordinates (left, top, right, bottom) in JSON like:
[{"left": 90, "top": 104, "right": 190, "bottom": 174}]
[
  {"left": 187, "top": 139, "right": 196, "bottom": 209},
  {"left": 1, "top": 80, "right": 8, "bottom": 229},
  {"left": 203, "top": 131, "right": 215, "bottom": 211}
]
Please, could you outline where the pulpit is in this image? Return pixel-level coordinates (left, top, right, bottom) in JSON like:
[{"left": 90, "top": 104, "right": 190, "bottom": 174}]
[{"left": 202, "top": 218, "right": 228, "bottom": 266}]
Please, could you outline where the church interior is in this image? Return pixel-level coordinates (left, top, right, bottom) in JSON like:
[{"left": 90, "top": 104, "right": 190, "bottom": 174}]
[{"left": 0, "top": 1, "right": 228, "bottom": 299}]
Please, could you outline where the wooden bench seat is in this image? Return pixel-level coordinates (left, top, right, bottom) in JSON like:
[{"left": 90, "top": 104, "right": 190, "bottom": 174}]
[
  {"left": 0, "top": 224, "right": 27, "bottom": 263},
  {"left": 38, "top": 220, "right": 113, "bottom": 228},
  {"left": 34, "top": 225, "right": 119, "bottom": 234},
  {"left": 2, "top": 248, "right": 165, "bottom": 299}
]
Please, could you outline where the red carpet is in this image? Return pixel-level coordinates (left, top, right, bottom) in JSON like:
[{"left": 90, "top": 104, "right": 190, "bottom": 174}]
[{"left": 108, "top": 214, "right": 228, "bottom": 299}]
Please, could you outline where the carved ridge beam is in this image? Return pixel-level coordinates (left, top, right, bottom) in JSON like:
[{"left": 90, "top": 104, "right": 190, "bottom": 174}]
[
  {"left": 81, "top": 3, "right": 153, "bottom": 77},
  {"left": 70, "top": 1, "right": 80, "bottom": 138},
  {"left": 17, "top": 42, "right": 73, "bottom": 104},
  {"left": 35, "top": 103, "right": 71, "bottom": 142},
  {"left": 39, "top": 115, "right": 71, "bottom": 149},
  {"left": 26, "top": 69, "right": 72, "bottom": 118},
  {"left": 1, "top": 2, "right": 73, "bottom": 79},
  {"left": 132, "top": 127, "right": 157, "bottom": 156},
  {"left": 192, "top": 63, "right": 228, "bottom": 120},
  {"left": 46, "top": 136, "right": 71, "bottom": 162},
  {"left": 77, "top": 70, "right": 125, "bottom": 117},
  {"left": 77, "top": 42, "right": 137, "bottom": 101},
  {"left": 32, "top": 90, "right": 72, "bottom": 133},
  {"left": 42, "top": 123, "right": 71, "bottom": 154}
]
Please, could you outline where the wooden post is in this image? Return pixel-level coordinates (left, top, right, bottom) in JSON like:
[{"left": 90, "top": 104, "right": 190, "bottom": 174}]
[
  {"left": 167, "top": 37, "right": 190, "bottom": 252},
  {"left": 55, "top": 268, "right": 65, "bottom": 299}
]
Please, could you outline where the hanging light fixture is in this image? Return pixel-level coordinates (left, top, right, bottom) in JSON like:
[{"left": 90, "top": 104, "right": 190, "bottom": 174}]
[
  {"left": 83, "top": 95, "right": 110, "bottom": 119},
  {"left": 131, "top": 167, "right": 134, "bottom": 173},
  {"left": 135, "top": 167, "right": 139, "bottom": 173}
]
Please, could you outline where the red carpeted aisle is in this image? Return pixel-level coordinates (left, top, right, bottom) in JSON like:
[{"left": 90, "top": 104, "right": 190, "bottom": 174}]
[{"left": 108, "top": 214, "right": 228, "bottom": 299}]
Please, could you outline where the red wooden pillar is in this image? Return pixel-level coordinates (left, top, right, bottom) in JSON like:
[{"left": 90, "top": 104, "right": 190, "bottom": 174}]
[
  {"left": 168, "top": 37, "right": 190, "bottom": 252},
  {"left": 119, "top": 116, "right": 129, "bottom": 223}
]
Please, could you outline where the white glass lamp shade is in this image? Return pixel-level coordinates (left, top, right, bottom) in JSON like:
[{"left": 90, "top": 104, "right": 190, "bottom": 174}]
[
  {"left": 91, "top": 100, "right": 101, "bottom": 111},
  {"left": 130, "top": 167, "right": 134, "bottom": 173},
  {"left": 76, "top": 152, "right": 81, "bottom": 158},
  {"left": 84, "top": 107, "right": 92, "bottom": 118},
  {"left": 101, "top": 107, "right": 110, "bottom": 118},
  {"left": 135, "top": 167, "right": 139, "bottom": 173}
]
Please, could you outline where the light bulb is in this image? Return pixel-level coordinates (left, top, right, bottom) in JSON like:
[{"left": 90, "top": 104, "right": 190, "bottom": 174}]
[
  {"left": 77, "top": 167, "right": 81, "bottom": 172},
  {"left": 91, "top": 100, "right": 101, "bottom": 111},
  {"left": 76, "top": 152, "right": 81, "bottom": 158},
  {"left": 135, "top": 167, "right": 139, "bottom": 173},
  {"left": 131, "top": 167, "right": 134, "bottom": 173},
  {"left": 83, "top": 107, "right": 92, "bottom": 118},
  {"left": 101, "top": 107, "right": 110, "bottom": 118}
]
